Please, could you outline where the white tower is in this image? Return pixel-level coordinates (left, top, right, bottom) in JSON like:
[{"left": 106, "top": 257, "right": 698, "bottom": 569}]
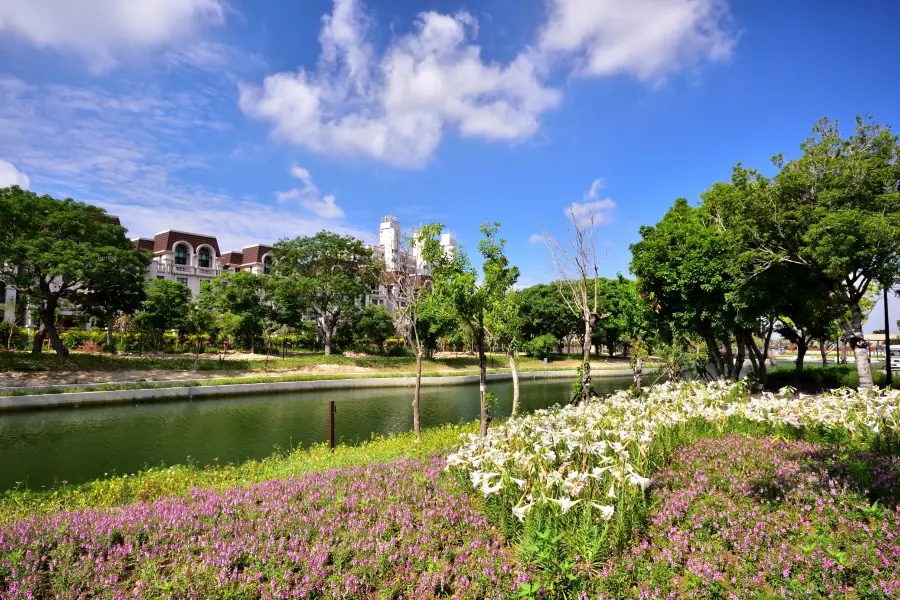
[
  {"left": 380, "top": 215, "right": 400, "bottom": 271},
  {"left": 440, "top": 232, "right": 457, "bottom": 259}
]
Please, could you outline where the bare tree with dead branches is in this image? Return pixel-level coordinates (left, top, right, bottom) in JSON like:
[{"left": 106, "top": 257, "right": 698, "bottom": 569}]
[{"left": 545, "top": 207, "right": 608, "bottom": 405}]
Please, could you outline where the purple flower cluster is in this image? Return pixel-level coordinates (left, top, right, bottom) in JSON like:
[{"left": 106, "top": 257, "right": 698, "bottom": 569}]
[
  {"left": 589, "top": 436, "right": 900, "bottom": 599},
  {"left": 0, "top": 457, "right": 531, "bottom": 599}
]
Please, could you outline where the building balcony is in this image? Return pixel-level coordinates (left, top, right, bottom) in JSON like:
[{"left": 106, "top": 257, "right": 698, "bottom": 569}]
[{"left": 157, "top": 263, "right": 222, "bottom": 277}]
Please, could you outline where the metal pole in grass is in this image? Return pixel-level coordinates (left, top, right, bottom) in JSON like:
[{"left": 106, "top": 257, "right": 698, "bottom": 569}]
[
  {"left": 885, "top": 286, "right": 892, "bottom": 387},
  {"left": 329, "top": 400, "right": 336, "bottom": 451}
]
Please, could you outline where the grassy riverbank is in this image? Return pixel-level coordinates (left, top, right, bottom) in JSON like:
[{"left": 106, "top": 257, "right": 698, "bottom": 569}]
[
  {"left": 0, "top": 422, "right": 476, "bottom": 527},
  {"left": 0, "top": 351, "right": 642, "bottom": 389}
]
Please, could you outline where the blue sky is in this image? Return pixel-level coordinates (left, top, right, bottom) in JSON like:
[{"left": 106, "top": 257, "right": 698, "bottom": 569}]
[{"left": 1, "top": 0, "right": 900, "bottom": 328}]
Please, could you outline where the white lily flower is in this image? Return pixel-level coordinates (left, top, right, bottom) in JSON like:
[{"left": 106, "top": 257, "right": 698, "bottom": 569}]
[
  {"left": 590, "top": 503, "right": 615, "bottom": 520},
  {"left": 512, "top": 502, "right": 533, "bottom": 522}
]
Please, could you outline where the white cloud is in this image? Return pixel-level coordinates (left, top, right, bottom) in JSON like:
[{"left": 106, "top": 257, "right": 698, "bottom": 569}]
[
  {"left": 528, "top": 232, "right": 545, "bottom": 244},
  {"left": 0, "top": 159, "right": 29, "bottom": 188},
  {"left": 539, "top": 0, "right": 734, "bottom": 83},
  {"left": 0, "top": 0, "right": 225, "bottom": 70},
  {"left": 0, "top": 77, "right": 375, "bottom": 251},
  {"left": 277, "top": 163, "right": 345, "bottom": 220},
  {"left": 566, "top": 177, "right": 615, "bottom": 226},
  {"left": 240, "top": 0, "right": 562, "bottom": 168}
]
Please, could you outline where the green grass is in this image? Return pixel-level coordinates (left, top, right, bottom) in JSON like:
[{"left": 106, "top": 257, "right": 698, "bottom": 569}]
[
  {"left": 766, "top": 363, "right": 893, "bottom": 392},
  {"left": 0, "top": 421, "right": 478, "bottom": 527}
]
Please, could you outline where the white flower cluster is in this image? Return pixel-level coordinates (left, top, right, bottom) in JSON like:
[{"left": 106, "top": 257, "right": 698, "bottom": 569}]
[{"left": 447, "top": 381, "right": 900, "bottom": 523}]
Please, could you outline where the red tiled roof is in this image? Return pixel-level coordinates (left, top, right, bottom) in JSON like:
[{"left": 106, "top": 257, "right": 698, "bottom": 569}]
[
  {"left": 221, "top": 251, "right": 244, "bottom": 266},
  {"left": 242, "top": 244, "right": 274, "bottom": 265},
  {"left": 132, "top": 238, "right": 155, "bottom": 252},
  {"left": 153, "top": 231, "right": 220, "bottom": 256}
]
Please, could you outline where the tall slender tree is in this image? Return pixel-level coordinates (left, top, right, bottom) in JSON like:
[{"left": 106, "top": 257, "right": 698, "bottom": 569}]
[
  {"left": 545, "top": 206, "right": 608, "bottom": 404},
  {"left": 424, "top": 223, "right": 518, "bottom": 436}
]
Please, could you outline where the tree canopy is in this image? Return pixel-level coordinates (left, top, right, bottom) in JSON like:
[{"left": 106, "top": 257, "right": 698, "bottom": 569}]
[{"left": 0, "top": 186, "right": 149, "bottom": 355}]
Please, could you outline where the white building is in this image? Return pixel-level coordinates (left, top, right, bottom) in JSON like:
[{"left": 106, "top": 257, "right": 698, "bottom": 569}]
[
  {"left": 366, "top": 215, "right": 457, "bottom": 314},
  {"left": 133, "top": 231, "right": 274, "bottom": 297},
  {"left": 0, "top": 219, "right": 456, "bottom": 329}
]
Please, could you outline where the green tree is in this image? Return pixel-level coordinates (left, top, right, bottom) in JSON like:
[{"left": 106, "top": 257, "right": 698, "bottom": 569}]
[
  {"left": 424, "top": 223, "right": 518, "bottom": 436},
  {"left": 396, "top": 224, "right": 445, "bottom": 438},
  {"left": 0, "top": 187, "right": 150, "bottom": 356},
  {"left": 617, "top": 277, "right": 656, "bottom": 390},
  {"left": 354, "top": 305, "right": 396, "bottom": 352},
  {"left": 709, "top": 117, "right": 900, "bottom": 388},
  {"left": 74, "top": 252, "right": 148, "bottom": 349},
  {"left": 273, "top": 232, "right": 381, "bottom": 355},
  {"left": 518, "top": 283, "right": 579, "bottom": 343},
  {"left": 486, "top": 287, "right": 524, "bottom": 415},
  {"left": 136, "top": 279, "right": 192, "bottom": 352},
  {"left": 199, "top": 271, "right": 269, "bottom": 353},
  {"left": 631, "top": 198, "right": 743, "bottom": 380}
]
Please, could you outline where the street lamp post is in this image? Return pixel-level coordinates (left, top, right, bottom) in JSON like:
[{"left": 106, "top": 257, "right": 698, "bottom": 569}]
[{"left": 885, "top": 286, "right": 892, "bottom": 387}]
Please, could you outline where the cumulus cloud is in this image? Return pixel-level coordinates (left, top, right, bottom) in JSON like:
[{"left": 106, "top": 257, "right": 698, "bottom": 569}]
[
  {"left": 528, "top": 232, "right": 545, "bottom": 244},
  {"left": 239, "top": 0, "right": 562, "bottom": 168},
  {"left": 0, "top": 160, "right": 29, "bottom": 188},
  {"left": 539, "top": 0, "right": 734, "bottom": 83},
  {"left": 0, "top": 0, "right": 225, "bottom": 70},
  {"left": 277, "top": 163, "right": 345, "bottom": 220},
  {"left": 566, "top": 178, "right": 615, "bottom": 226}
]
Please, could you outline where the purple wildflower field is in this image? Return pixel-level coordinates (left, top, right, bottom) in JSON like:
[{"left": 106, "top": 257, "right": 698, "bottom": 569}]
[
  {"left": 590, "top": 435, "right": 900, "bottom": 599},
  {"left": 0, "top": 456, "right": 531, "bottom": 599}
]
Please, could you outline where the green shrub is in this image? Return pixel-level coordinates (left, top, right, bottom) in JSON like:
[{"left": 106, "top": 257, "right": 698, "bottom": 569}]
[
  {"left": 385, "top": 346, "right": 412, "bottom": 357},
  {"left": 59, "top": 329, "right": 106, "bottom": 350},
  {"left": 524, "top": 334, "right": 559, "bottom": 359},
  {"left": 0, "top": 322, "right": 28, "bottom": 350},
  {"left": 766, "top": 363, "right": 889, "bottom": 392}
]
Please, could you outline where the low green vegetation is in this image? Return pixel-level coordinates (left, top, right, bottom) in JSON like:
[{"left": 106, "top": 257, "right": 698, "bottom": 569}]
[
  {"left": 0, "top": 422, "right": 477, "bottom": 527},
  {"left": 766, "top": 363, "right": 894, "bottom": 392}
]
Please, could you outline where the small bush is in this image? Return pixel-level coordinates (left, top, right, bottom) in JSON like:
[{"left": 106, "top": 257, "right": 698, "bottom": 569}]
[
  {"left": 0, "top": 322, "right": 28, "bottom": 350},
  {"left": 524, "top": 334, "right": 559, "bottom": 359},
  {"left": 76, "top": 340, "right": 104, "bottom": 354},
  {"left": 385, "top": 346, "right": 412, "bottom": 357}
]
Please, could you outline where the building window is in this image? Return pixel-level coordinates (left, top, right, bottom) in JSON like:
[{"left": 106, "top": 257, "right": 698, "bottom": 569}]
[
  {"left": 174, "top": 243, "right": 189, "bottom": 265},
  {"left": 157, "top": 276, "right": 165, "bottom": 280},
  {"left": 177, "top": 277, "right": 188, "bottom": 286},
  {"left": 198, "top": 247, "right": 211, "bottom": 268},
  {"left": 263, "top": 255, "right": 273, "bottom": 274}
]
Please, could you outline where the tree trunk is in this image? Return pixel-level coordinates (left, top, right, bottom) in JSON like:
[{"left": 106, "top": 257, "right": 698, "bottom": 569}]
[
  {"left": 796, "top": 338, "right": 807, "bottom": 371},
  {"left": 32, "top": 301, "right": 67, "bottom": 357},
  {"left": 509, "top": 350, "right": 520, "bottom": 417},
  {"left": 194, "top": 331, "right": 201, "bottom": 371},
  {"left": 264, "top": 335, "right": 271, "bottom": 371},
  {"left": 477, "top": 313, "right": 488, "bottom": 437},
  {"left": 853, "top": 344, "right": 873, "bottom": 389},
  {"left": 31, "top": 323, "right": 46, "bottom": 355},
  {"left": 820, "top": 342, "right": 827, "bottom": 367},
  {"left": 731, "top": 339, "right": 744, "bottom": 382},
  {"left": 106, "top": 315, "right": 115, "bottom": 349},
  {"left": 413, "top": 344, "right": 422, "bottom": 439},
  {"left": 634, "top": 355, "right": 643, "bottom": 393},
  {"left": 323, "top": 327, "right": 333, "bottom": 355},
  {"left": 577, "top": 309, "right": 593, "bottom": 404}
]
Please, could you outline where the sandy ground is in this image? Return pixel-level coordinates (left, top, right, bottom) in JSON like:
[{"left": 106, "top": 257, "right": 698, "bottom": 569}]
[
  {"left": 0, "top": 363, "right": 375, "bottom": 388},
  {"left": 0, "top": 351, "right": 633, "bottom": 388}
]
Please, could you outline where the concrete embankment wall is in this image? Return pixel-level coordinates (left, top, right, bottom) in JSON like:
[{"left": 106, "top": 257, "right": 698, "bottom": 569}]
[{"left": 0, "top": 369, "right": 638, "bottom": 412}]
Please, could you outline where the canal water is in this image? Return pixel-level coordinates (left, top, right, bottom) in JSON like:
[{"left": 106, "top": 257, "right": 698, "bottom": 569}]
[{"left": 0, "top": 376, "right": 632, "bottom": 491}]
